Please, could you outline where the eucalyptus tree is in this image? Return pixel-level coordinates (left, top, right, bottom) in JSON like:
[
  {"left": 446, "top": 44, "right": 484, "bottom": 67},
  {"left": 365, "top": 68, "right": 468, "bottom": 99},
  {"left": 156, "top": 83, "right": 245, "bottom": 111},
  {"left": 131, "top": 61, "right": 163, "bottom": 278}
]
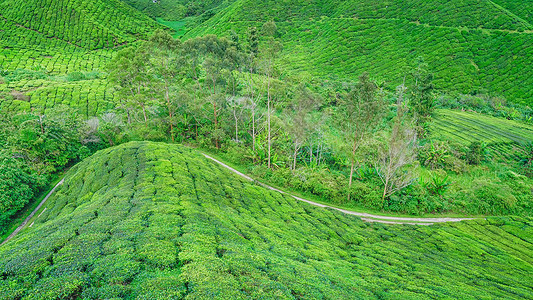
[
  {"left": 288, "top": 84, "right": 320, "bottom": 170},
  {"left": 183, "top": 35, "right": 243, "bottom": 148},
  {"left": 108, "top": 46, "right": 151, "bottom": 124},
  {"left": 338, "top": 73, "right": 385, "bottom": 201},
  {"left": 247, "top": 26, "right": 259, "bottom": 155},
  {"left": 261, "top": 21, "right": 282, "bottom": 168},
  {"left": 410, "top": 57, "right": 435, "bottom": 138},
  {"left": 377, "top": 83, "right": 418, "bottom": 202},
  {"left": 148, "top": 29, "right": 182, "bottom": 142}
]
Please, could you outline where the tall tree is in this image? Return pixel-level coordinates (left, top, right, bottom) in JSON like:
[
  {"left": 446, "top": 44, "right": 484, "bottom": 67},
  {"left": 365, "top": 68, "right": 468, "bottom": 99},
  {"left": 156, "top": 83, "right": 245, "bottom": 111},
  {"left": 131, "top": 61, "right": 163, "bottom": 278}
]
[
  {"left": 247, "top": 26, "right": 259, "bottom": 157},
  {"left": 108, "top": 47, "right": 150, "bottom": 124},
  {"left": 410, "top": 57, "right": 435, "bottom": 138},
  {"left": 288, "top": 84, "right": 320, "bottom": 170},
  {"left": 377, "top": 83, "right": 418, "bottom": 202},
  {"left": 339, "top": 73, "right": 385, "bottom": 201},
  {"left": 261, "top": 21, "right": 281, "bottom": 168},
  {"left": 148, "top": 30, "right": 182, "bottom": 142}
]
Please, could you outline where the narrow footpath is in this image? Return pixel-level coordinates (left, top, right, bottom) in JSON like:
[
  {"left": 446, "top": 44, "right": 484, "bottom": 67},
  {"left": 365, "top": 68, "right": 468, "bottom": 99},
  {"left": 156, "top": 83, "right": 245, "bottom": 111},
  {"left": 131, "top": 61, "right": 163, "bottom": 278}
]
[
  {"left": 1, "top": 178, "right": 65, "bottom": 246},
  {"left": 202, "top": 154, "right": 478, "bottom": 226}
]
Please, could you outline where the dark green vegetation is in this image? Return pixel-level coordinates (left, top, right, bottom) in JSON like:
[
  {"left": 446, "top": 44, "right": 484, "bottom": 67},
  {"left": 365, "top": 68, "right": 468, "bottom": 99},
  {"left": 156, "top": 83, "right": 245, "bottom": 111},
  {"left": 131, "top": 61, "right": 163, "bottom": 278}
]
[
  {"left": 1, "top": 1, "right": 533, "bottom": 298},
  {"left": 2, "top": 12, "right": 532, "bottom": 228},
  {"left": 185, "top": 0, "right": 533, "bottom": 104},
  {"left": 0, "top": 0, "right": 160, "bottom": 49},
  {"left": 0, "top": 105, "right": 109, "bottom": 232},
  {"left": 0, "top": 141, "right": 532, "bottom": 299},
  {"left": 432, "top": 109, "right": 533, "bottom": 156}
]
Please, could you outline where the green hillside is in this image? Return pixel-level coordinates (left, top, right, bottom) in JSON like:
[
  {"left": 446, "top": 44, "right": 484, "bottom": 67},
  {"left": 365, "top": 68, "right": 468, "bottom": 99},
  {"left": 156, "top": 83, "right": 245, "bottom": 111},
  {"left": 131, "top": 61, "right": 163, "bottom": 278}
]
[
  {"left": 0, "top": 0, "right": 162, "bottom": 50},
  {"left": 0, "top": 141, "right": 532, "bottom": 299},
  {"left": 492, "top": 0, "right": 533, "bottom": 24},
  {"left": 0, "top": 0, "right": 166, "bottom": 116},
  {"left": 432, "top": 109, "right": 533, "bottom": 161},
  {"left": 185, "top": 0, "right": 533, "bottom": 104},
  {"left": 432, "top": 109, "right": 533, "bottom": 145},
  {"left": 120, "top": 0, "right": 235, "bottom": 21}
]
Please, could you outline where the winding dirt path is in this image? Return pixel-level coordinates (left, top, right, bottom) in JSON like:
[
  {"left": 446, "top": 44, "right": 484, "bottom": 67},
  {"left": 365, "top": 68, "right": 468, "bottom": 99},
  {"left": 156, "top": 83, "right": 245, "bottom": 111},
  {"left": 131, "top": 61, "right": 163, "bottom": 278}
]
[
  {"left": 202, "top": 154, "right": 478, "bottom": 226},
  {"left": 0, "top": 178, "right": 65, "bottom": 247}
]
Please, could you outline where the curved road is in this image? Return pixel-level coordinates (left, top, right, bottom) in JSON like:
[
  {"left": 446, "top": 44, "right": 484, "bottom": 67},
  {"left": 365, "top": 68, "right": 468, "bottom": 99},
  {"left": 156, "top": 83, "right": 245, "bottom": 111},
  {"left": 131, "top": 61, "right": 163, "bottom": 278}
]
[
  {"left": 202, "top": 154, "right": 478, "bottom": 226},
  {"left": 0, "top": 178, "right": 65, "bottom": 247},
  {"left": 1, "top": 153, "right": 478, "bottom": 247}
]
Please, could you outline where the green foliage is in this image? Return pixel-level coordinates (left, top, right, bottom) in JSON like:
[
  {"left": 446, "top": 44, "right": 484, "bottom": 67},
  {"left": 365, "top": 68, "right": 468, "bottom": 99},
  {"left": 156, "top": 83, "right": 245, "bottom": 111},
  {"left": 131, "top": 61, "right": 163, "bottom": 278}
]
[
  {"left": 465, "top": 141, "right": 488, "bottom": 165},
  {"left": 120, "top": 0, "right": 235, "bottom": 21},
  {"left": 421, "top": 173, "right": 451, "bottom": 197},
  {"left": 418, "top": 141, "right": 451, "bottom": 169},
  {"left": 431, "top": 109, "right": 533, "bottom": 164},
  {"left": 0, "top": 153, "right": 45, "bottom": 230},
  {"left": 66, "top": 72, "right": 86, "bottom": 82},
  {"left": 185, "top": 0, "right": 533, "bottom": 104},
  {"left": 0, "top": 142, "right": 532, "bottom": 298},
  {"left": 518, "top": 141, "right": 533, "bottom": 177},
  {"left": 0, "top": 0, "right": 163, "bottom": 50}
]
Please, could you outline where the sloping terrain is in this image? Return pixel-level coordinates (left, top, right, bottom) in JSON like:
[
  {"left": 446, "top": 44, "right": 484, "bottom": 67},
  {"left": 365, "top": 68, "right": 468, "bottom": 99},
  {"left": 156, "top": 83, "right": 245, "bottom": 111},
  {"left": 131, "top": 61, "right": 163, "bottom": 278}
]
[
  {"left": 0, "top": 0, "right": 162, "bottom": 50},
  {"left": 432, "top": 109, "right": 533, "bottom": 144},
  {"left": 432, "top": 109, "right": 533, "bottom": 161},
  {"left": 119, "top": 0, "right": 235, "bottom": 21},
  {"left": 185, "top": 0, "right": 533, "bottom": 104},
  {"left": 0, "top": 0, "right": 164, "bottom": 116},
  {"left": 0, "top": 141, "right": 531, "bottom": 299}
]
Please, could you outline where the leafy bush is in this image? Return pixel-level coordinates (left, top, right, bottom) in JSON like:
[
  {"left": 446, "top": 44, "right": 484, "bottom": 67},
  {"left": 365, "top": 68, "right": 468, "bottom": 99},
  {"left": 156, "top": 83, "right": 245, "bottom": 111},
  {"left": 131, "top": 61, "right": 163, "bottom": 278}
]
[
  {"left": 465, "top": 141, "right": 488, "bottom": 165},
  {"left": 66, "top": 72, "right": 86, "bottom": 82},
  {"left": 0, "top": 153, "right": 46, "bottom": 230}
]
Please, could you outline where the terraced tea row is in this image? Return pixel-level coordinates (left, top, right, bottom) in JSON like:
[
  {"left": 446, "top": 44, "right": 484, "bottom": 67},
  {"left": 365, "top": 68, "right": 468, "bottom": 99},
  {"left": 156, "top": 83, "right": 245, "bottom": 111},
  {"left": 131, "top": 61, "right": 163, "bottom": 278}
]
[
  {"left": 0, "top": 78, "right": 116, "bottom": 116},
  {"left": 432, "top": 109, "right": 533, "bottom": 144},
  {"left": 186, "top": 1, "right": 533, "bottom": 103},
  {"left": 0, "top": 142, "right": 531, "bottom": 299},
  {"left": 0, "top": 0, "right": 162, "bottom": 50}
]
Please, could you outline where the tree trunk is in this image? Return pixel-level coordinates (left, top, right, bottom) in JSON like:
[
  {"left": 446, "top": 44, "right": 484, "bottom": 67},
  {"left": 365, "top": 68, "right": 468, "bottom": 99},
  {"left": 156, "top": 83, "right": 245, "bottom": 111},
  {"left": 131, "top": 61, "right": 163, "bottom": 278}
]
[
  {"left": 141, "top": 103, "right": 147, "bottom": 124},
  {"left": 249, "top": 70, "right": 256, "bottom": 162},
  {"left": 293, "top": 142, "right": 298, "bottom": 171},
  {"left": 165, "top": 83, "right": 174, "bottom": 142},
  {"left": 309, "top": 143, "right": 313, "bottom": 165},
  {"left": 234, "top": 109, "right": 238, "bottom": 142},
  {"left": 212, "top": 78, "right": 219, "bottom": 149},
  {"left": 347, "top": 134, "right": 358, "bottom": 202},
  {"left": 382, "top": 178, "right": 389, "bottom": 203},
  {"left": 267, "top": 68, "right": 272, "bottom": 169}
]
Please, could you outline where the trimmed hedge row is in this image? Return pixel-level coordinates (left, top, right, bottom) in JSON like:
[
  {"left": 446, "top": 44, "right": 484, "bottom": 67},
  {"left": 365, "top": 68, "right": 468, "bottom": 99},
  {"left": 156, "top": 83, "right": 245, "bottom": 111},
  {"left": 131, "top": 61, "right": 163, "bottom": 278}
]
[{"left": 0, "top": 142, "right": 531, "bottom": 299}]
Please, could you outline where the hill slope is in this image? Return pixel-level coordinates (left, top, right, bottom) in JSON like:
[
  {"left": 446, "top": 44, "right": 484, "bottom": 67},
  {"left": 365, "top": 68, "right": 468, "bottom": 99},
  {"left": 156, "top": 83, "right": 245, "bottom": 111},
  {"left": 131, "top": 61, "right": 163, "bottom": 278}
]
[
  {"left": 0, "top": 142, "right": 531, "bottom": 299},
  {"left": 0, "top": 0, "right": 162, "bottom": 50},
  {"left": 0, "top": 0, "right": 165, "bottom": 116},
  {"left": 185, "top": 0, "right": 533, "bottom": 104}
]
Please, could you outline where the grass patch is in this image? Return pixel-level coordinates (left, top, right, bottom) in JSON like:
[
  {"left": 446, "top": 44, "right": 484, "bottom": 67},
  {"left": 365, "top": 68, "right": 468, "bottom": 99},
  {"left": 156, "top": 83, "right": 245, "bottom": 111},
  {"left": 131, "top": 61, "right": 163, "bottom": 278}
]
[{"left": 157, "top": 18, "right": 188, "bottom": 38}]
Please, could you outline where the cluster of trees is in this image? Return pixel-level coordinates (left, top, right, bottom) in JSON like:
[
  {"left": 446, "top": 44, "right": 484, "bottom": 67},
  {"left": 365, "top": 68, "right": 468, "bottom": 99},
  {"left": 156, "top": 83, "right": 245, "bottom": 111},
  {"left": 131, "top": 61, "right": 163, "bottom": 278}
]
[
  {"left": 103, "top": 26, "right": 533, "bottom": 216},
  {"left": 106, "top": 26, "right": 438, "bottom": 205},
  {"left": 3, "top": 23, "right": 531, "bottom": 227},
  {"left": 0, "top": 106, "right": 107, "bottom": 231}
]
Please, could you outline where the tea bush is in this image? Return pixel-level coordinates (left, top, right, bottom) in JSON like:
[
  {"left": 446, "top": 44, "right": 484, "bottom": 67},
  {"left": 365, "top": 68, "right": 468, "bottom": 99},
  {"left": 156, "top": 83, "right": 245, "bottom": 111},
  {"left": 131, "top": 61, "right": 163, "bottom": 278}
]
[{"left": 0, "top": 141, "right": 531, "bottom": 298}]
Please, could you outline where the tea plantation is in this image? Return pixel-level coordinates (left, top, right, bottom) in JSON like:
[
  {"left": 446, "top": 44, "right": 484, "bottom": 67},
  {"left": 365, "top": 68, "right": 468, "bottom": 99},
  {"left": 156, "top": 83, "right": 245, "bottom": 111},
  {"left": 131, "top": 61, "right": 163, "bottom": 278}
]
[
  {"left": 432, "top": 109, "right": 533, "bottom": 160},
  {"left": 0, "top": 0, "right": 166, "bottom": 116},
  {"left": 185, "top": 0, "right": 533, "bottom": 104},
  {"left": 0, "top": 142, "right": 531, "bottom": 299}
]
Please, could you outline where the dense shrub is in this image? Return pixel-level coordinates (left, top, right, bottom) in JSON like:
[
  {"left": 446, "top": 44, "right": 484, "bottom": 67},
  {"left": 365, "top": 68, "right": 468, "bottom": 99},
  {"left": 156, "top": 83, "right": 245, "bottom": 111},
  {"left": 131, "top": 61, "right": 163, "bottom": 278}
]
[{"left": 0, "top": 153, "right": 46, "bottom": 230}]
